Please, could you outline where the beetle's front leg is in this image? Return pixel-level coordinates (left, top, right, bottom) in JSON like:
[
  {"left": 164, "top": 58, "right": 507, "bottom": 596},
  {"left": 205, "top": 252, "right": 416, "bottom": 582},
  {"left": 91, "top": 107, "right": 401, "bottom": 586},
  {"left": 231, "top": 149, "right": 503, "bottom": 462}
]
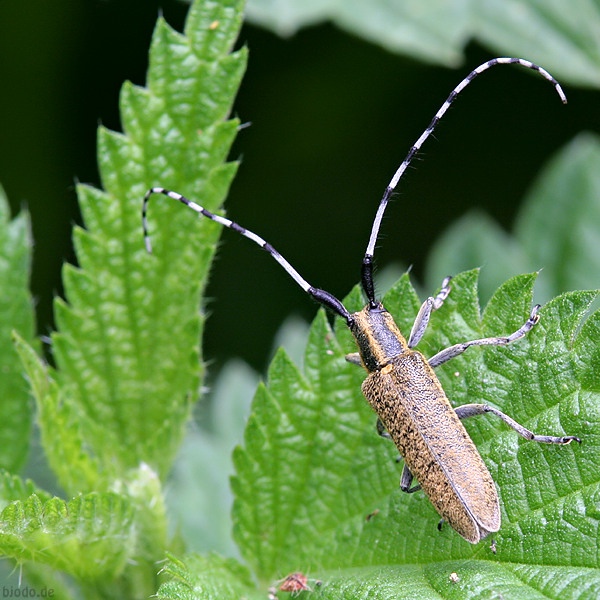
[
  {"left": 408, "top": 276, "right": 452, "bottom": 348},
  {"left": 345, "top": 352, "right": 362, "bottom": 366}
]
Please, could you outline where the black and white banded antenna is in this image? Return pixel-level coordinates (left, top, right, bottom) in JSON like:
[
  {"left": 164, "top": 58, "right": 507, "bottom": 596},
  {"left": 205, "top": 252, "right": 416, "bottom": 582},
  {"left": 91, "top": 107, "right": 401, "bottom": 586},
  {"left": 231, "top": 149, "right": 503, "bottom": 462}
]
[
  {"left": 142, "top": 189, "right": 352, "bottom": 322},
  {"left": 360, "top": 57, "right": 567, "bottom": 307},
  {"left": 143, "top": 57, "right": 566, "bottom": 320}
]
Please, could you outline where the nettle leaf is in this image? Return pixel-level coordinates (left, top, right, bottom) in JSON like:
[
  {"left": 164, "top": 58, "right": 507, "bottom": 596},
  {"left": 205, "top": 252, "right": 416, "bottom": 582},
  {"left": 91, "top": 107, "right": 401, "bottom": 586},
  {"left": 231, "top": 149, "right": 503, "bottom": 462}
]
[
  {"left": 242, "top": 0, "right": 600, "bottom": 87},
  {"left": 245, "top": 0, "right": 469, "bottom": 66},
  {"left": 167, "top": 317, "right": 313, "bottom": 558},
  {"left": 167, "top": 359, "right": 258, "bottom": 556},
  {"left": 17, "top": 0, "right": 247, "bottom": 495},
  {"left": 426, "top": 134, "right": 600, "bottom": 304},
  {"left": 0, "top": 187, "right": 36, "bottom": 473},
  {"left": 515, "top": 134, "right": 600, "bottom": 298},
  {"left": 232, "top": 271, "right": 600, "bottom": 597},
  {"left": 425, "top": 212, "right": 530, "bottom": 307},
  {"left": 0, "top": 492, "right": 135, "bottom": 581},
  {"left": 156, "top": 553, "right": 262, "bottom": 600},
  {"left": 0, "top": 472, "right": 51, "bottom": 511},
  {"left": 472, "top": 0, "right": 600, "bottom": 88},
  {"left": 13, "top": 331, "right": 103, "bottom": 494}
]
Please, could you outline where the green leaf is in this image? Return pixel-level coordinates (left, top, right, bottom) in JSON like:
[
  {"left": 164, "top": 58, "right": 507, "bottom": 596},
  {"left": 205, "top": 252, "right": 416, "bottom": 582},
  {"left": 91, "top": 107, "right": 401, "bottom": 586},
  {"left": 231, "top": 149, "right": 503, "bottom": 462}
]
[
  {"left": 0, "top": 471, "right": 51, "bottom": 511},
  {"left": 0, "top": 492, "right": 135, "bottom": 581},
  {"left": 243, "top": 0, "right": 600, "bottom": 87},
  {"left": 17, "top": 0, "right": 247, "bottom": 495},
  {"left": 515, "top": 134, "right": 600, "bottom": 299},
  {"left": 15, "top": 563, "right": 79, "bottom": 600},
  {"left": 271, "top": 315, "right": 311, "bottom": 368},
  {"left": 6, "top": 1, "right": 248, "bottom": 595},
  {"left": 472, "top": 0, "right": 600, "bottom": 88},
  {"left": 426, "top": 135, "right": 600, "bottom": 304},
  {"left": 245, "top": 0, "right": 330, "bottom": 37},
  {"left": 13, "top": 331, "right": 103, "bottom": 494},
  {"left": 425, "top": 212, "right": 529, "bottom": 306},
  {"left": 0, "top": 187, "right": 36, "bottom": 472},
  {"left": 155, "top": 553, "right": 262, "bottom": 600},
  {"left": 232, "top": 271, "right": 599, "bottom": 597},
  {"left": 167, "top": 316, "right": 313, "bottom": 557},
  {"left": 245, "top": 0, "right": 469, "bottom": 66},
  {"left": 167, "top": 359, "right": 257, "bottom": 556},
  {"left": 313, "top": 561, "right": 600, "bottom": 598}
]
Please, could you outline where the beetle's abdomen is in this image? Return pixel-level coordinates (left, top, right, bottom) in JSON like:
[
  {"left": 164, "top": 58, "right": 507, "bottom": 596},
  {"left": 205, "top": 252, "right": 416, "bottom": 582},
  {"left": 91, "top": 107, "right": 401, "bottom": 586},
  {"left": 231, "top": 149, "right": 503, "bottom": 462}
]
[{"left": 362, "top": 351, "right": 500, "bottom": 543}]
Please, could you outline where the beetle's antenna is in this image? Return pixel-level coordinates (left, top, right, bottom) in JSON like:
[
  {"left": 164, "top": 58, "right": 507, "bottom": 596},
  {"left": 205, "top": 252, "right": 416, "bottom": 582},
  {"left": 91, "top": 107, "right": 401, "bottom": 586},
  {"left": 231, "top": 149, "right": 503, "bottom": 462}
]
[
  {"left": 361, "top": 57, "right": 567, "bottom": 307},
  {"left": 143, "top": 188, "right": 352, "bottom": 322}
]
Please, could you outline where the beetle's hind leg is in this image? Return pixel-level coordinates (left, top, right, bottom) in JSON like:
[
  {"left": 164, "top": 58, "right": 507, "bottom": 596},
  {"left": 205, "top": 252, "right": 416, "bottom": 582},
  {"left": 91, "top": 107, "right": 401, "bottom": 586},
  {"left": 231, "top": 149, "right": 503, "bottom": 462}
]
[
  {"left": 376, "top": 417, "right": 391, "bottom": 439},
  {"left": 455, "top": 403, "right": 581, "bottom": 445},
  {"left": 428, "top": 304, "right": 540, "bottom": 367},
  {"left": 408, "top": 276, "right": 452, "bottom": 348},
  {"left": 400, "top": 464, "right": 422, "bottom": 493}
]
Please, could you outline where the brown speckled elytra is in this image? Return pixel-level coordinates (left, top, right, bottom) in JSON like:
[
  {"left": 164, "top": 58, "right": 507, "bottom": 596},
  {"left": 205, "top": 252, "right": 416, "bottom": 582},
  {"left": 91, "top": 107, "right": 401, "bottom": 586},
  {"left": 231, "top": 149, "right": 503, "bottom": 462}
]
[{"left": 142, "top": 58, "right": 580, "bottom": 544}]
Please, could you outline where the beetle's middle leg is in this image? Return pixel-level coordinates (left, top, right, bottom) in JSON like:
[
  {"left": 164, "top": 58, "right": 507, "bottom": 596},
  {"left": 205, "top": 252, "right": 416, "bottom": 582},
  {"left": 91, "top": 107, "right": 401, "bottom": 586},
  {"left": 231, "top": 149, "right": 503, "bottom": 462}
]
[
  {"left": 454, "top": 403, "right": 581, "bottom": 445},
  {"left": 428, "top": 304, "right": 541, "bottom": 368}
]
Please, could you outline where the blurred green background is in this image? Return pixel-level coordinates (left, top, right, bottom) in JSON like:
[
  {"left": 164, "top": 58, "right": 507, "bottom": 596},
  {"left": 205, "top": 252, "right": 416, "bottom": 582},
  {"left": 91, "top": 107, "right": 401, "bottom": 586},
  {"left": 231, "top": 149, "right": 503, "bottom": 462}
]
[{"left": 0, "top": 0, "right": 599, "bottom": 375}]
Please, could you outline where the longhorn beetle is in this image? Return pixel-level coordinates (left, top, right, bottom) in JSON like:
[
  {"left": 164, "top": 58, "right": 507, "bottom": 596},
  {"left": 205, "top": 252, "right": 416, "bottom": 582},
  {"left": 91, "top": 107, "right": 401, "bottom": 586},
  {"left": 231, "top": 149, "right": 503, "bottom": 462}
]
[{"left": 143, "top": 57, "right": 581, "bottom": 544}]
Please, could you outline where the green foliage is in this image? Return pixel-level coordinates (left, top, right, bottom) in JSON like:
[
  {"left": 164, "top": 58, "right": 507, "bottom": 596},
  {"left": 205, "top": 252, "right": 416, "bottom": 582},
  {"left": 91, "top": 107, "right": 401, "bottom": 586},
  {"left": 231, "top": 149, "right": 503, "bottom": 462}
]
[
  {"left": 426, "top": 134, "right": 600, "bottom": 304},
  {"left": 243, "top": 0, "right": 600, "bottom": 87},
  {"left": 0, "top": 188, "right": 36, "bottom": 473},
  {"left": 165, "top": 318, "right": 309, "bottom": 558},
  {"left": 166, "top": 359, "right": 258, "bottom": 556},
  {"left": 156, "top": 553, "right": 260, "bottom": 600},
  {"left": 0, "top": 472, "right": 51, "bottom": 511},
  {"left": 1, "top": 0, "right": 247, "bottom": 596},
  {"left": 0, "top": 492, "right": 135, "bottom": 581},
  {"left": 0, "top": 0, "right": 598, "bottom": 598},
  {"left": 31, "top": 0, "right": 242, "bottom": 508},
  {"left": 226, "top": 271, "right": 600, "bottom": 598},
  {"left": 515, "top": 135, "right": 600, "bottom": 295},
  {"left": 45, "top": 0, "right": 246, "bottom": 493}
]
